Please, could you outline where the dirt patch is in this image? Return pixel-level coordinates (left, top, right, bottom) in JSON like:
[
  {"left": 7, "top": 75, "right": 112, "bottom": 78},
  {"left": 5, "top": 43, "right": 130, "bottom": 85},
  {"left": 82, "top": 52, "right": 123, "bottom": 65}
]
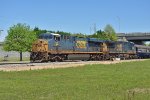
[
  {"left": 126, "top": 88, "right": 150, "bottom": 99},
  {"left": 127, "top": 88, "right": 150, "bottom": 94}
]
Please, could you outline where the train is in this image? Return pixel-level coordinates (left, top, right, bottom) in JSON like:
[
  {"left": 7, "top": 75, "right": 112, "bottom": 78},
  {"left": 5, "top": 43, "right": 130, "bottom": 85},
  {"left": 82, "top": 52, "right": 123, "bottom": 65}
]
[{"left": 30, "top": 33, "right": 150, "bottom": 62}]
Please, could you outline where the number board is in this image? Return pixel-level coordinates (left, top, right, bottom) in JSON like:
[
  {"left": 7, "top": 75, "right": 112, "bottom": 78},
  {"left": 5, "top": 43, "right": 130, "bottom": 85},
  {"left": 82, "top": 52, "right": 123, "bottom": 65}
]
[{"left": 76, "top": 41, "right": 87, "bottom": 48}]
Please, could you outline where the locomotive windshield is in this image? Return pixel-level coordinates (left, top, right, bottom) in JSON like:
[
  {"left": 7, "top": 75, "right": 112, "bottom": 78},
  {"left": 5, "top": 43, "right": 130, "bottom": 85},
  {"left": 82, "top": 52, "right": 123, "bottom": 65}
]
[
  {"left": 54, "top": 35, "right": 60, "bottom": 41},
  {"left": 39, "top": 34, "right": 53, "bottom": 40}
]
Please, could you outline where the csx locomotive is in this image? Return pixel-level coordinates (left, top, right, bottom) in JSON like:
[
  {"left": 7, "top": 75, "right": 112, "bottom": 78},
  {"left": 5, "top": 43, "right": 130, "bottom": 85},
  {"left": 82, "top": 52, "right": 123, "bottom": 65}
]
[{"left": 30, "top": 33, "right": 150, "bottom": 62}]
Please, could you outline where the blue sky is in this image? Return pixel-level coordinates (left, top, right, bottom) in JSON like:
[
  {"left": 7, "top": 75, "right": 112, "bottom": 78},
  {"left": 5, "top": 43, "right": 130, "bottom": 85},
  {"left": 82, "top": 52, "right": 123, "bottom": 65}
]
[{"left": 0, "top": 0, "right": 150, "bottom": 41}]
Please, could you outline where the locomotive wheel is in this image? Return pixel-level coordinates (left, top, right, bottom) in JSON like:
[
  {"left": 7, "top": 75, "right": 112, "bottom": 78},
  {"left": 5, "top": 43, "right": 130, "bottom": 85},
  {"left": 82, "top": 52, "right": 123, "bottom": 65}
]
[
  {"left": 50, "top": 59, "right": 56, "bottom": 62},
  {"left": 110, "top": 56, "right": 114, "bottom": 61},
  {"left": 56, "top": 56, "right": 63, "bottom": 62},
  {"left": 39, "top": 57, "right": 46, "bottom": 62},
  {"left": 50, "top": 56, "right": 62, "bottom": 62}
]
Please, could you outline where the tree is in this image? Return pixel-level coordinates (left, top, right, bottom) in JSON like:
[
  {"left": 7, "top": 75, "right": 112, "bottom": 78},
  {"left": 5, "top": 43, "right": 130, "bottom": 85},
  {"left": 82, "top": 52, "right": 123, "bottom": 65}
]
[
  {"left": 33, "top": 27, "right": 48, "bottom": 37},
  {"left": 104, "top": 24, "right": 117, "bottom": 41},
  {"left": 3, "top": 23, "right": 37, "bottom": 61},
  {"left": 89, "top": 29, "right": 110, "bottom": 40},
  {"left": 56, "top": 31, "right": 71, "bottom": 36},
  {"left": 95, "top": 30, "right": 110, "bottom": 40},
  {"left": 72, "top": 33, "right": 87, "bottom": 38},
  {"left": 88, "top": 25, "right": 117, "bottom": 41}
]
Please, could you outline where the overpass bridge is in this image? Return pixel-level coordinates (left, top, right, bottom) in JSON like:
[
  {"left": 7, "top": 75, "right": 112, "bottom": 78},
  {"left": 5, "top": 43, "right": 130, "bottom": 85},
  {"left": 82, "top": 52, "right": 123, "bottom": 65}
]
[{"left": 117, "top": 32, "right": 150, "bottom": 44}]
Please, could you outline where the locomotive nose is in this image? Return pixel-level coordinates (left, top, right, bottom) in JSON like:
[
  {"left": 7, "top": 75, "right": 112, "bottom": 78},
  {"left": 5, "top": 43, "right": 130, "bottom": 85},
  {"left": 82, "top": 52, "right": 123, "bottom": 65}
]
[{"left": 32, "top": 39, "right": 48, "bottom": 52}]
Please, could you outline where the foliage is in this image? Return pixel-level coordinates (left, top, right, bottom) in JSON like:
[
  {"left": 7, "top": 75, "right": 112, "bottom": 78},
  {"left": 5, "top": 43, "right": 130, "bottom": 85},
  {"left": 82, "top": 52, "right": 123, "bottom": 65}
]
[
  {"left": 72, "top": 33, "right": 87, "bottom": 38},
  {"left": 3, "top": 23, "right": 37, "bottom": 52},
  {"left": 89, "top": 24, "right": 117, "bottom": 41},
  {"left": 33, "top": 27, "right": 49, "bottom": 37},
  {"left": 55, "top": 31, "right": 87, "bottom": 38},
  {"left": 104, "top": 24, "right": 117, "bottom": 41},
  {"left": 89, "top": 30, "right": 110, "bottom": 40},
  {"left": 56, "top": 31, "right": 71, "bottom": 36},
  {"left": 33, "top": 27, "right": 72, "bottom": 37},
  {"left": 0, "top": 60, "right": 150, "bottom": 100}
]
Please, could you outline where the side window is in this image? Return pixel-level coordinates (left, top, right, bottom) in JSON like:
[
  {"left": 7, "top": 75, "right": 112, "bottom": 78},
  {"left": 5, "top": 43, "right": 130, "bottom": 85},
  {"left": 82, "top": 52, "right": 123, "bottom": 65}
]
[
  {"left": 63, "top": 36, "right": 70, "bottom": 40},
  {"left": 67, "top": 36, "right": 70, "bottom": 40},
  {"left": 56, "top": 37, "right": 60, "bottom": 41},
  {"left": 64, "top": 36, "right": 67, "bottom": 40},
  {"left": 61, "top": 35, "right": 64, "bottom": 40},
  {"left": 54, "top": 36, "right": 60, "bottom": 41}
]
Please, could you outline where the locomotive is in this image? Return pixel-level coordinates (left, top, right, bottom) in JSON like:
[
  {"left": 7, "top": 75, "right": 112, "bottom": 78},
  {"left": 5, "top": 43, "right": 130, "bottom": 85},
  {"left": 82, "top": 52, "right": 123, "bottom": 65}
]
[
  {"left": 30, "top": 33, "right": 150, "bottom": 62},
  {"left": 135, "top": 45, "right": 150, "bottom": 58}
]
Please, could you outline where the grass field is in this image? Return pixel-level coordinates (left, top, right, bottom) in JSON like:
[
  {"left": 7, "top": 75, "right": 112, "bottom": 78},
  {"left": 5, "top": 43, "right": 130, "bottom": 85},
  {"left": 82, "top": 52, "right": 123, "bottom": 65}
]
[
  {"left": 0, "top": 60, "right": 150, "bottom": 100},
  {"left": 0, "top": 57, "right": 29, "bottom": 62}
]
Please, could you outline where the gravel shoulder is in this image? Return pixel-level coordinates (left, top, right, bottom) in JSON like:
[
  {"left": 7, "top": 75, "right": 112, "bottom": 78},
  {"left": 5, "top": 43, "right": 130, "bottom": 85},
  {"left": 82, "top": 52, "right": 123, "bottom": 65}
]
[{"left": 0, "top": 59, "right": 149, "bottom": 72}]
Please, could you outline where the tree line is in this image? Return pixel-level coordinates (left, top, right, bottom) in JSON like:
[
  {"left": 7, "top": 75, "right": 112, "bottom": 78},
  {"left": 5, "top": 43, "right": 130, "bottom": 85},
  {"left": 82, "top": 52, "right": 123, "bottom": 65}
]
[{"left": 2, "top": 23, "right": 117, "bottom": 61}]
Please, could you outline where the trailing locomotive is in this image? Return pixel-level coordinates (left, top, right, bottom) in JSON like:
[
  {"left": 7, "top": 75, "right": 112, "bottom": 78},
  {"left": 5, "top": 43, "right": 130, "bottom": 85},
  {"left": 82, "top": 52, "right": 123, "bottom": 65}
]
[
  {"left": 30, "top": 33, "right": 149, "bottom": 62},
  {"left": 135, "top": 45, "right": 150, "bottom": 58}
]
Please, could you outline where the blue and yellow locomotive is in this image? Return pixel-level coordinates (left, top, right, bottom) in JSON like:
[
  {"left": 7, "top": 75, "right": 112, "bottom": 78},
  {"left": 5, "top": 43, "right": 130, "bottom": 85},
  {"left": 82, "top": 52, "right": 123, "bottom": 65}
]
[{"left": 30, "top": 33, "right": 138, "bottom": 62}]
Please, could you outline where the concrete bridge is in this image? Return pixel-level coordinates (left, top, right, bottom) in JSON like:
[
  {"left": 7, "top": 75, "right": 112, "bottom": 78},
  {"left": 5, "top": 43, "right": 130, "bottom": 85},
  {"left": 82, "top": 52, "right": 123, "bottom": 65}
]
[{"left": 117, "top": 32, "right": 150, "bottom": 44}]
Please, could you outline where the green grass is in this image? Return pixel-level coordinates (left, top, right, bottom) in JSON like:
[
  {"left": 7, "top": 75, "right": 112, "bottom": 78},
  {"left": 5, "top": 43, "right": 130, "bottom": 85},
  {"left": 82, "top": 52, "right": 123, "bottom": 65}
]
[{"left": 0, "top": 60, "right": 150, "bottom": 100}]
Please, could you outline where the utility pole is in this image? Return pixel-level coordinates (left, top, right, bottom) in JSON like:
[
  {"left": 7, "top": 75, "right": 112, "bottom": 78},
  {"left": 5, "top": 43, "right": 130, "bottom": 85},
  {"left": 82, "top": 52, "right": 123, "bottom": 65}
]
[
  {"left": 90, "top": 26, "right": 92, "bottom": 35},
  {"left": 94, "top": 23, "right": 97, "bottom": 35}
]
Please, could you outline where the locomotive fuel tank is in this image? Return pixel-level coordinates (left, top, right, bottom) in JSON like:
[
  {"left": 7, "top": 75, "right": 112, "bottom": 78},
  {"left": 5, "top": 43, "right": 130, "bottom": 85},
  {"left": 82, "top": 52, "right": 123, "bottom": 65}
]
[{"left": 68, "top": 54, "right": 90, "bottom": 60}]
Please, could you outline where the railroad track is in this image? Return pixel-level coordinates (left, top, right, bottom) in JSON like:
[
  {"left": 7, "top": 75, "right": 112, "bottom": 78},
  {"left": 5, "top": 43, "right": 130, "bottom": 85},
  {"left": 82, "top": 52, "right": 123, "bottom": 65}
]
[
  {"left": 0, "top": 59, "right": 149, "bottom": 71},
  {"left": 0, "top": 60, "right": 84, "bottom": 66}
]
